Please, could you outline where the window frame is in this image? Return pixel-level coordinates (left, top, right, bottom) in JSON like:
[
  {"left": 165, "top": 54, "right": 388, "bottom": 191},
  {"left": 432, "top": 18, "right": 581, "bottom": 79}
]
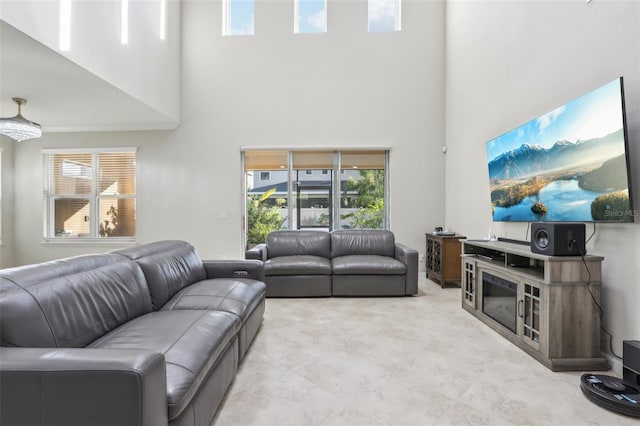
[
  {"left": 42, "top": 147, "right": 137, "bottom": 243},
  {"left": 368, "top": 0, "right": 402, "bottom": 32},
  {"left": 294, "top": 0, "right": 327, "bottom": 34},
  {"left": 241, "top": 148, "right": 389, "bottom": 249},
  {"left": 222, "top": 0, "right": 255, "bottom": 36}
]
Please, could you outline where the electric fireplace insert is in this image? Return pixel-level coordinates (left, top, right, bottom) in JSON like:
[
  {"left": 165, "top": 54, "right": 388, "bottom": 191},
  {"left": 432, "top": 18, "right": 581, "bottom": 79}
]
[{"left": 482, "top": 271, "right": 517, "bottom": 333}]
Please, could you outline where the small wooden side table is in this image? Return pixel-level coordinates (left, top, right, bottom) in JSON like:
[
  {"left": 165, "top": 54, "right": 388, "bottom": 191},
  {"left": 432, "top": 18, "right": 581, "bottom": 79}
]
[{"left": 425, "top": 234, "right": 465, "bottom": 288}]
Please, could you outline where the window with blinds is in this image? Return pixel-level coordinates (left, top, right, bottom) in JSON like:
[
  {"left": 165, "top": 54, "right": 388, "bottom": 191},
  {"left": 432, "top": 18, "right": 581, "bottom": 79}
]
[
  {"left": 43, "top": 148, "right": 136, "bottom": 240},
  {"left": 242, "top": 148, "right": 389, "bottom": 248}
]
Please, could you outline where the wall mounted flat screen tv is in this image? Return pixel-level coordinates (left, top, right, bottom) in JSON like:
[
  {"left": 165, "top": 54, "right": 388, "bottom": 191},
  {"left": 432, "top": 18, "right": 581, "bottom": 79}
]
[{"left": 487, "top": 77, "right": 634, "bottom": 222}]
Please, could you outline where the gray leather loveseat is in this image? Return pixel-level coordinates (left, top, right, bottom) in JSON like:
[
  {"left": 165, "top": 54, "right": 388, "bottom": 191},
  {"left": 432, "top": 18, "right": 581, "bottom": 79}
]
[
  {"left": 0, "top": 240, "right": 265, "bottom": 426},
  {"left": 246, "top": 229, "right": 418, "bottom": 297}
]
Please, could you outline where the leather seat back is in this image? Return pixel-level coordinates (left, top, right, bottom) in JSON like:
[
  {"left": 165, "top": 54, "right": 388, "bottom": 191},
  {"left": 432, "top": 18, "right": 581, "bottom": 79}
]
[
  {"left": 0, "top": 254, "right": 151, "bottom": 348},
  {"left": 114, "top": 240, "right": 207, "bottom": 310},
  {"left": 266, "top": 230, "right": 331, "bottom": 259},
  {"left": 330, "top": 230, "right": 395, "bottom": 258}
]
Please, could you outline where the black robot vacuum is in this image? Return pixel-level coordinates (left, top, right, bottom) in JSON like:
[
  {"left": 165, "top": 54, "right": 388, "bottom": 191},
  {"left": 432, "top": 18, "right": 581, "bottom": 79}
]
[{"left": 580, "top": 374, "right": 640, "bottom": 417}]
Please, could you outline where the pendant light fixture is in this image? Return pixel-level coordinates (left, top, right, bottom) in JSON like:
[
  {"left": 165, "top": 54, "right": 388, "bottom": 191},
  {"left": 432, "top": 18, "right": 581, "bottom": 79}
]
[{"left": 0, "top": 98, "right": 42, "bottom": 142}]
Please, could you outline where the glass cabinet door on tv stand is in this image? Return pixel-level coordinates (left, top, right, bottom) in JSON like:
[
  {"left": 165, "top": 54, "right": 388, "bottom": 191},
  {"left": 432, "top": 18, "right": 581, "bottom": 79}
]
[
  {"left": 521, "top": 281, "right": 542, "bottom": 351},
  {"left": 462, "top": 259, "right": 475, "bottom": 309}
]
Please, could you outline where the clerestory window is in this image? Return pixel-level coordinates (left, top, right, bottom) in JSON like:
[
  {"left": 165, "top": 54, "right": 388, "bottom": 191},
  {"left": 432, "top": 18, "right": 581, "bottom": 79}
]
[
  {"left": 294, "top": 0, "right": 327, "bottom": 34},
  {"left": 223, "top": 0, "right": 255, "bottom": 36},
  {"left": 368, "top": 0, "right": 401, "bottom": 32}
]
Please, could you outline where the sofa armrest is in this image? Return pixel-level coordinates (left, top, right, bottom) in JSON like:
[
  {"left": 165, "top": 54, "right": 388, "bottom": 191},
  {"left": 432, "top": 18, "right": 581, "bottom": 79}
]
[
  {"left": 245, "top": 244, "right": 267, "bottom": 261},
  {"left": 0, "top": 347, "right": 167, "bottom": 426},
  {"left": 395, "top": 243, "right": 419, "bottom": 295},
  {"left": 202, "top": 259, "right": 265, "bottom": 282}
]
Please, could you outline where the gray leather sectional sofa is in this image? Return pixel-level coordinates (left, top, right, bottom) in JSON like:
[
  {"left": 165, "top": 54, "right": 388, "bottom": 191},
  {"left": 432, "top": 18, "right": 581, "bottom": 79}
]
[
  {"left": 246, "top": 229, "right": 418, "bottom": 297},
  {"left": 0, "top": 240, "right": 266, "bottom": 426}
]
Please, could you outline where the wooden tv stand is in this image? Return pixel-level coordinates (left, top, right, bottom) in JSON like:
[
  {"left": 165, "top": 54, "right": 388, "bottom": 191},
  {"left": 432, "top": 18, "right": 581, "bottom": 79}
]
[{"left": 460, "top": 239, "right": 608, "bottom": 372}]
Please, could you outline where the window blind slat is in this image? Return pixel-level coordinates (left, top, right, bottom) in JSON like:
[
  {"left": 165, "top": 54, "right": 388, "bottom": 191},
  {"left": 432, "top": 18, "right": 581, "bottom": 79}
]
[
  {"left": 44, "top": 150, "right": 136, "bottom": 239},
  {"left": 53, "top": 153, "right": 93, "bottom": 196},
  {"left": 340, "top": 151, "right": 385, "bottom": 169},
  {"left": 292, "top": 151, "right": 334, "bottom": 169},
  {"left": 243, "top": 150, "right": 288, "bottom": 170},
  {"left": 99, "top": 152, "right": 136, "bottom": 195}
]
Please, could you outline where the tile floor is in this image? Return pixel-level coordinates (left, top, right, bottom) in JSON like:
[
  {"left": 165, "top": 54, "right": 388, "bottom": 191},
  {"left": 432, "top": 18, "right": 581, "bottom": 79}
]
[{"left": 212, "top": 278, "right": 636, "bottom": 425}]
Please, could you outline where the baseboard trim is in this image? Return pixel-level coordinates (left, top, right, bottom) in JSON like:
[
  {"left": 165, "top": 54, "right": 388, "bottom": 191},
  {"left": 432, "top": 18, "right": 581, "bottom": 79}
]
[{"left": 604, "top": 352, "right": 623, "bottom": 376}]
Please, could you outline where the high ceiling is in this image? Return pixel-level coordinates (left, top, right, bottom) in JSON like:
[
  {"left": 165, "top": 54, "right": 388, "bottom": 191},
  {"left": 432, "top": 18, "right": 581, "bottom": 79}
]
[{"left": 0, "top": 21, "right": 177, "bottom": 133}]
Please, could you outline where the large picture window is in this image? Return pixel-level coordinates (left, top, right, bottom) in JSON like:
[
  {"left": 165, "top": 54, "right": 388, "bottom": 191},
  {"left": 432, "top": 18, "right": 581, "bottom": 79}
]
[
  {"left": 242, "top": 149, "right": 388, "bottom": 248},
  {"left": 43, "top": 148, "right": 136, "bottom": 241}
]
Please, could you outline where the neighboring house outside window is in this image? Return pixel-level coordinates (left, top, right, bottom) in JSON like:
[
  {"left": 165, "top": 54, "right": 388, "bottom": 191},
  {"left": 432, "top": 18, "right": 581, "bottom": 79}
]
[{"left": 43, "top": 148, "right": 137, "bottom": 241}]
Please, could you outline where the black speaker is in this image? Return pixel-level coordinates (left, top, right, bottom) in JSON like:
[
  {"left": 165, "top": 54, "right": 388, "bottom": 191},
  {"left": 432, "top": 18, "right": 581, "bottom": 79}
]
[
  {"left": 624, "top": 340, "right": 640, "bottom": 385},
  {"left": 530, "top": 223, "right": 586, "bottom": 256}
]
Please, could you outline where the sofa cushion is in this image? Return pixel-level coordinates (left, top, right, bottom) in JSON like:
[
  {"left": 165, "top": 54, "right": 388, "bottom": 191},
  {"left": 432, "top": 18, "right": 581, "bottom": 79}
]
[
  {"left": 330, "top": 230, "right": 396, "bottom": 258},
  {"left": 266, "top": 230, "right": 331, "bottom": 259},
  {"left": 161, "top": 278, "right": 266, "bottom": 323},
  {"left": 87, "top": 310, "right": 240, "bottom": 421},
  {"left": 113, "top": 241, "right": 207, "bottom": 311},
  {"left": 332, "top": 255, "right": 407, "bottom": 275},
  {"left": 265, "top": 255, "right": 332, "bottom": 276},
  {"left": 0, "top": 254, "right": 151, "bottom": 348}
]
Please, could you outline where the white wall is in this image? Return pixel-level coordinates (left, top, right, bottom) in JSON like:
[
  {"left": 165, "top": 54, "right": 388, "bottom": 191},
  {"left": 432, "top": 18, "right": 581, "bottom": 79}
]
[
  {"left": 0, "top": 0, "right": 181, "bottom": 123},
  {"left": 11, "top": 0, "right": 445, "bottom": 265},
  {"left": 0, "top": 139, "right": 15, "bottom": 268},
  {"left": 445, "top": 0, "right": 640, "bottom": 362}
]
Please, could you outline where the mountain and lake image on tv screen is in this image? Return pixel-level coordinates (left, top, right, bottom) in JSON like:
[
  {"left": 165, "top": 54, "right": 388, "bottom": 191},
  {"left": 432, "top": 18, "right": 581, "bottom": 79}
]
[{"left": 486, "top": 78, "right": 634, "bottom": 223}]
